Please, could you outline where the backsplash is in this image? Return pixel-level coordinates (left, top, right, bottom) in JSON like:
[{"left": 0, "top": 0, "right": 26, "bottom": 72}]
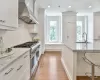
[{"left": 1, "top": 20, "right": 32, "bottom": 48}]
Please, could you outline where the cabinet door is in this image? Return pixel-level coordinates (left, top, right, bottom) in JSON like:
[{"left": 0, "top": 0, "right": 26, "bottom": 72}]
[
  {"left": 23, "top": 52, "right": 30, "bottom": 80},
  {"left": 23, "top": 51, "right": 30, "bottom": 69},
  {"left": 0, "top": 0, "right": 18, "bottom": 29},
  {"left": 0, "top": 63, "right": 16, "bottom": 80}
]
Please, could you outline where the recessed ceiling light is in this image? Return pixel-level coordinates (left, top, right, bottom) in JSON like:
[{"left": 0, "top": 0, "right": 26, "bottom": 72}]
[
  {"left": 68, "top": 6, "right": 71, "bottom": 8},
  {"left": 48, "top": 5, "right": 51, "bottom": 8},
  {"left": 88, "top": 6, "right": 92, "bottom": 8}
]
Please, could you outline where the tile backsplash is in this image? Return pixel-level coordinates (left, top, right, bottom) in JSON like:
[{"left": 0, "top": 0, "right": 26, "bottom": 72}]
[{"left": 1, "top": 20, "right": 32, "bottom": 48}]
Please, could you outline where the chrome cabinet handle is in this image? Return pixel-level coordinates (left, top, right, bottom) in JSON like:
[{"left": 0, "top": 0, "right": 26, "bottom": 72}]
[
  {"left": 24, "top": 55, "right": 28, "bottom": 58},
  {"left": 17, "top": 65, "right": 23, "bottom": 71},
  {"left": 5, "top": 68, "right": 14, "bottom": 75}
]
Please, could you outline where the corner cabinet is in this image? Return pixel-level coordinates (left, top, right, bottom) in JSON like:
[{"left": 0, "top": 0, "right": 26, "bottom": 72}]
[{"left": 0, "top": 0, "right": 18, "bottom": 30}]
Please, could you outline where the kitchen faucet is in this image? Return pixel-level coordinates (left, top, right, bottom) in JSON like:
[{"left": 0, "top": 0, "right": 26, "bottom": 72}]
[{"left": 82, "top": 32, "right": 88, "bottom": 43}]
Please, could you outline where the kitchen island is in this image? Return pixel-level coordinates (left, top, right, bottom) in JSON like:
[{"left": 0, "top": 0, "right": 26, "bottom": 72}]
[{"left": 61, "top": 41, "right": 100, "bottom": 80}]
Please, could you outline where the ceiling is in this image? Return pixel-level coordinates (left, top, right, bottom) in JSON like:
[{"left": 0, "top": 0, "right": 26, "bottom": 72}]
[{"left": 36, "top": 0, "right": 100, "bottom": 12}]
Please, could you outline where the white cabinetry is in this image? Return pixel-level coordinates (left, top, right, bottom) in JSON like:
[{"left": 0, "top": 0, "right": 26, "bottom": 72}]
[
  {"left": 0, "top": 63, "right": 17, "bottom": 80},
  {"left": 0, "top": 51, "right": 30, "bottom": 80},
  {"left": 0, "top": 0, "right": 18, "bottom": 30}
]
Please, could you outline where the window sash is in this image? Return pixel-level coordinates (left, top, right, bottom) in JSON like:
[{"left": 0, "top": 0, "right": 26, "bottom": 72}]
[{"left": 46, "top": 16, "right": 62, "bottom": 43}]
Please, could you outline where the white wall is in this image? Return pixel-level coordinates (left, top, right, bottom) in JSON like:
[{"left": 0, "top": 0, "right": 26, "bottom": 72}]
[
  {"left": 45, "top": 44, "right": 63, "bottom": 51},
  {"left": 38, "top": 8, "right": 45, "bottom": 54},
  {"left": 88, "top": 14, "right": 93, "bottom": 42},
  {"left": 3, "top": 20, "right": 32, "bottom": 48},
  {"left": 62, "top": 11, "right": 76, "bottom": 48},
  {"left": 93, "top": 12, "right": 100, "bottom": 40}
]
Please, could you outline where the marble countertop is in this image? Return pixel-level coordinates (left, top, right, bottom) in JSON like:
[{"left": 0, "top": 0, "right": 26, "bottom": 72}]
[
  {"left": 64, "top": 41, "right": 100, "bottom": 53},
  {"left": 0, "top": 48, "right": 30, "bottom": 72}
]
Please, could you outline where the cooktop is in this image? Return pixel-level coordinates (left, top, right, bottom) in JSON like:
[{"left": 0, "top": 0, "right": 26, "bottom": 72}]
[{"left": 13, "top": 41, "right": 38, "bottom": 48}]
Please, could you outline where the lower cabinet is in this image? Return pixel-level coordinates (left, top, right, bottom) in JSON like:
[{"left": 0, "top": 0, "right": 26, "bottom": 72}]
[{"left": 0, "top": 51, "right": 30, "bottom": 80}]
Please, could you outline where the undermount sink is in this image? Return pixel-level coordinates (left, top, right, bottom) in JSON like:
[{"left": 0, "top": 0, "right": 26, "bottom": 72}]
[{"left": 76, "top": 42, "right": 91, "bottom": 43}]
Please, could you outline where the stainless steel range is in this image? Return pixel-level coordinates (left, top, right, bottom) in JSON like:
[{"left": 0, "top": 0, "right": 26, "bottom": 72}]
[{"left": 13, "top": 41, "right": 41, "bottom": 76}]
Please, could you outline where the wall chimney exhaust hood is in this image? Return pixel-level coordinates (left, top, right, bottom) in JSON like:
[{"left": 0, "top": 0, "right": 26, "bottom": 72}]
[{"left": 19, "top": 0, "right": 38, "bottom": 24}]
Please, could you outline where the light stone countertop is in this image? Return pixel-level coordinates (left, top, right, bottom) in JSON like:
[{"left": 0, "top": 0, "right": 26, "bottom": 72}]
[
  {"left": 0, "top": 48, "right": 30, "bottom": 72},
  {"left": 64, "top": 41, "right": 100, "bottom": 53}
]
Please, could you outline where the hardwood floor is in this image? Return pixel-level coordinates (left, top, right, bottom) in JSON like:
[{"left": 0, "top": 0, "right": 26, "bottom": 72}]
[{"left": 32, "top": 51, "right": 69, "bottom": 80}]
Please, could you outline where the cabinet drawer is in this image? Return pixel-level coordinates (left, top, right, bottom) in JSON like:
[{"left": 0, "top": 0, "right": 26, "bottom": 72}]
[
  {"left": 0, "top": 52, "right": 30, "bottom": 80},
  {"left": 0, "top": 62, "right": 17, "bottom": 80}
]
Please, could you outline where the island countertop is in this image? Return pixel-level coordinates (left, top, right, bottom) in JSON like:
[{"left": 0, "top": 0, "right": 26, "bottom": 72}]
[{"left": 64, "top": 41, "right": 100, "bottom": 53}]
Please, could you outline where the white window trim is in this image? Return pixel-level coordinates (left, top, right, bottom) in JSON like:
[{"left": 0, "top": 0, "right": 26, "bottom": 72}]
[{"left": 45, "top": 14, "right": 62, "bottom": 44}]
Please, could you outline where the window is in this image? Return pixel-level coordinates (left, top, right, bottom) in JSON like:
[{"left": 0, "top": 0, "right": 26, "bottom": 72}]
[
  {"left": 76, "top": 16, "right": 88, "bottom": 42},
  {"left": 49, "top": 21, "right": 57, "bottom": 42},
  {"left": 45, "top": 16, "right": 62, "bottom": 43},
  {"left": 77, "top": 21, "right": 83, "bottom": 42}
]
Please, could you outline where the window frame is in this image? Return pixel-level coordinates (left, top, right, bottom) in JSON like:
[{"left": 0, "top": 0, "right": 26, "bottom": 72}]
[{"left": 45, "top": 15, "right": 62, "bottom": 44}]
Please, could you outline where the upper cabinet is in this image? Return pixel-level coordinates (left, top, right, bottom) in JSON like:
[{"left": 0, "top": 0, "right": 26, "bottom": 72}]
[{"left": 0, "top": 0, "right": 18, "bottom": 30}]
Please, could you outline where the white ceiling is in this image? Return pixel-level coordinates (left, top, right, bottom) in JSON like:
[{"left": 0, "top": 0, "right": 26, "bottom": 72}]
[{"left": 36, "top": 0, "right": 100, "bottom": 12}]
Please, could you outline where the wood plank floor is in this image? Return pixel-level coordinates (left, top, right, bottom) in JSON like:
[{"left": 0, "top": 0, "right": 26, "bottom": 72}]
[{"left": 32, "top": 51, "right": 69, "bottom": 80}]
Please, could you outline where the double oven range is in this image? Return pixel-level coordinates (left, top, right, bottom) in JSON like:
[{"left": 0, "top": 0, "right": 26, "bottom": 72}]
[{"left": 13, "top": 41, "right": 41, "bottom": 76}]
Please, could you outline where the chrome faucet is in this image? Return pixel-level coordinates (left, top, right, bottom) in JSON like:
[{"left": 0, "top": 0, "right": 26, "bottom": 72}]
[{"left": 82, "top": 32, "right": 88, "bottom": 43}]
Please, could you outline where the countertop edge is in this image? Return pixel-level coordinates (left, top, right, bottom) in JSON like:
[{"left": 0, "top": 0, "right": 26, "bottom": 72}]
[{"left": 64, "top": 44, "right": 100, "bottom": 53}]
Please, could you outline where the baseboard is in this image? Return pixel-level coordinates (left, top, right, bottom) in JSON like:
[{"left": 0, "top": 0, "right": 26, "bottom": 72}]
[
  {"left": 45, "top": 51, "right": 61, "bottom": 53},
  {"left": 45, "top": 49, "right": 62, "bottom": 51},
  {"left": 61, "top": 58, "right": 73, "bottom": 80}
]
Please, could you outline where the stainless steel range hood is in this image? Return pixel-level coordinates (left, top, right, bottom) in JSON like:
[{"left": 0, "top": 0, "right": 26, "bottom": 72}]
[{"left": 19, "top": 0, "right": 37, "bottom": 24}]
